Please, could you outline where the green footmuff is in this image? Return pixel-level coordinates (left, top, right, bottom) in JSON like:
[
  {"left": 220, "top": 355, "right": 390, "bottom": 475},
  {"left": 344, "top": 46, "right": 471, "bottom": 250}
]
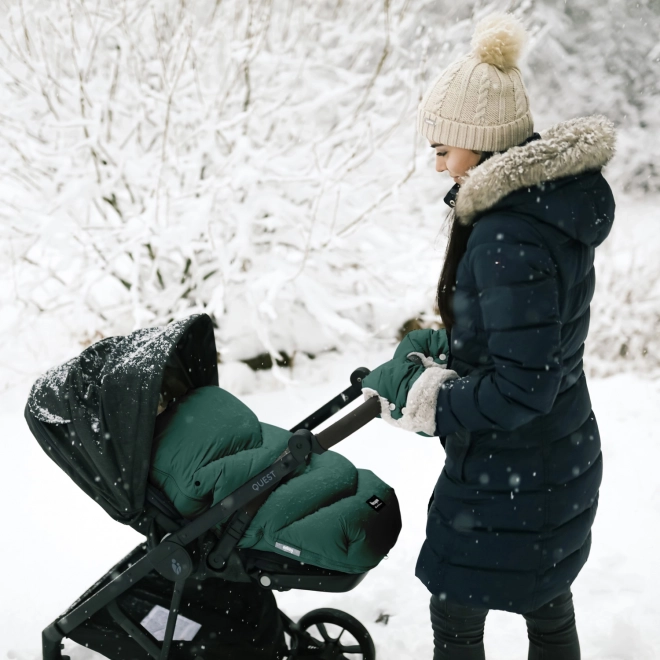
[{"left": 150, "top": 386, "right": 402, "bottom": 574}]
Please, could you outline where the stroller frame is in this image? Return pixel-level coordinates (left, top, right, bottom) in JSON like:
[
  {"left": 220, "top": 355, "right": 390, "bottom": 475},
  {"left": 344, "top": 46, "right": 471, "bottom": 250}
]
[{"left": 42, "top": 368, "right": 380, "bottom": 660}]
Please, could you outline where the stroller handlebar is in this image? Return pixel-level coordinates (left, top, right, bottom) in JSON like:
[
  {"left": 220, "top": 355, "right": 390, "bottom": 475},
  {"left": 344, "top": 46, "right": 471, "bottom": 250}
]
[{"left": 314, "top": 395, "right": 380, "bottom": 451}]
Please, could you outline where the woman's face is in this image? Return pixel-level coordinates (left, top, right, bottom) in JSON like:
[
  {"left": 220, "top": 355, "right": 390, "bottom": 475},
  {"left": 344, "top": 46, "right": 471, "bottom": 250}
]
[{"left": 430, "top": 142, "right": 481, "bottom": 184}]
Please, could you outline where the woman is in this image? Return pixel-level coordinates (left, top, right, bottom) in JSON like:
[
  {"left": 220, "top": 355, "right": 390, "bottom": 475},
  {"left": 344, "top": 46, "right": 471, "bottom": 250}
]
[{"left": 361, "top": 12, "right": 616, "bottom": 660}]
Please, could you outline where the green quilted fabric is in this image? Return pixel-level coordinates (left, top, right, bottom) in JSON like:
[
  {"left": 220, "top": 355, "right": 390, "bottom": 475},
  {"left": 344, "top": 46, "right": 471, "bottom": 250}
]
[
  {"left": 393, "top": 327, "right": 449, "bottom": 365},
  {"left": 150, "top": 386, "right": 401, "bottom": 574}
]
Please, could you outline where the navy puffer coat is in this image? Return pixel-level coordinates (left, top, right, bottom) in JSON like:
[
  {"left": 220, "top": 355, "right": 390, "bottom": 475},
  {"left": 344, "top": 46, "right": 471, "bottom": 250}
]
[{"left": 416, "top": 116, "right": 616, "bottom": 614}]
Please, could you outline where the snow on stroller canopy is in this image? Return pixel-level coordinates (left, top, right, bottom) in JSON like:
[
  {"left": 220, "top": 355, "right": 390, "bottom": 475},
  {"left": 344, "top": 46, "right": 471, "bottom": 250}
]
[{"left": 25, "top": 314, "right": 218, "bottom": 523}]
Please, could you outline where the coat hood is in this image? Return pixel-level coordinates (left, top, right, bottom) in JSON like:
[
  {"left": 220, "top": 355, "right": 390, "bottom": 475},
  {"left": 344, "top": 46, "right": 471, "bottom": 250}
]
[{"left": 455, "top": 115, "right": 616, "bottom": 247}]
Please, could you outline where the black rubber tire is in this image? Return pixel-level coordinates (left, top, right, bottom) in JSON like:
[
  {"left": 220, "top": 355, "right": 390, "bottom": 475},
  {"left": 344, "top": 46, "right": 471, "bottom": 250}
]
[{"left": 292, "top": 607, "right": 376, "bottom": 660}]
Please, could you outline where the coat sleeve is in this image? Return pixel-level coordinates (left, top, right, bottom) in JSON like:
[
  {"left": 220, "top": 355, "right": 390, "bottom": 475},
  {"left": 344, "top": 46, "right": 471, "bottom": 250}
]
[{"left": 435, "top": 215, "right": 563, "bottom": 435}]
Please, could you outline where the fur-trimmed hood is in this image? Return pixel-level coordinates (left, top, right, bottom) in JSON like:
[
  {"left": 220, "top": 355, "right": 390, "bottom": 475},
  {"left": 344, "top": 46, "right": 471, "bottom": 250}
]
[{"left": 455, "top": 115, "right": 616, "bottom": 229}]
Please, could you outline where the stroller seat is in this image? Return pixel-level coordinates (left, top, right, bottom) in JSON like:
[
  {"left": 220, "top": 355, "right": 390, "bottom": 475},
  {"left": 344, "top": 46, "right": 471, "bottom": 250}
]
[
  {"left": 151, "top": 385, "right": 401, "bottom": 576},
  {"left": 238, "top": 548, "right": 369, "bottom": 592}
]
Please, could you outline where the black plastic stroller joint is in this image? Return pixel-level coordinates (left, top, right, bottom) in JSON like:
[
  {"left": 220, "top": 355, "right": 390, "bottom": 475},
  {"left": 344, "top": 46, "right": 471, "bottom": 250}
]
[{"left": 40, "top": 365, "right": 380, "bottom": 660}]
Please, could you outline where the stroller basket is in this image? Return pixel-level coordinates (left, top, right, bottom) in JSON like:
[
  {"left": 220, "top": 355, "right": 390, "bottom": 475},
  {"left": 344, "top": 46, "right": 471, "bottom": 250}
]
[{"left": 26, "top": 315, "right": 395, "bottom": 660}]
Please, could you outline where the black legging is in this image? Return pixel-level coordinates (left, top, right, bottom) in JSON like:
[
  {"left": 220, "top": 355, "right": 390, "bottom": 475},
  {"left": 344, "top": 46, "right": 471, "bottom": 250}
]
[{"left": 430, "top": 590, "right": 581, "bottom": 659}]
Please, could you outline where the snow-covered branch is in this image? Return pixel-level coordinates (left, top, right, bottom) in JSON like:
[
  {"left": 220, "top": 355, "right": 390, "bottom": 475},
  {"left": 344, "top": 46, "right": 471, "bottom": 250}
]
[{"left": 0, "top": 0, "right": 658, "bottom": 381}]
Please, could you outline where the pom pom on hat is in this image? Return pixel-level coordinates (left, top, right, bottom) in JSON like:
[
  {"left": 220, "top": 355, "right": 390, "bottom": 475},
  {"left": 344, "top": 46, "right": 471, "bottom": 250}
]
[{"left": 471, "top": 12, "right": 528, "bottom": 70}]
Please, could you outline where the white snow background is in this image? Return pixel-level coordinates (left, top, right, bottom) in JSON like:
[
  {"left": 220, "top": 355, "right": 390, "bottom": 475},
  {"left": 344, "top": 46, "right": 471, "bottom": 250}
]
[{"left": 1, "top": 0, "right": 660, "bottom": 658}]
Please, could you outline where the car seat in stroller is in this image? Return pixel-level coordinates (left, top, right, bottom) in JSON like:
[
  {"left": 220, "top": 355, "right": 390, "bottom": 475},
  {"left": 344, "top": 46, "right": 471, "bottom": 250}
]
[{"left": 25, "top": 314, "right": 401, "bottom": 659}]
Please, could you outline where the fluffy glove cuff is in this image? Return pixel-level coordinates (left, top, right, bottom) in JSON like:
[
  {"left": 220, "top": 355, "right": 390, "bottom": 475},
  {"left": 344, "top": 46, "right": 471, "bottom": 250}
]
[{"left": 363, "top": 353, "right": 459, "bottom": 435}]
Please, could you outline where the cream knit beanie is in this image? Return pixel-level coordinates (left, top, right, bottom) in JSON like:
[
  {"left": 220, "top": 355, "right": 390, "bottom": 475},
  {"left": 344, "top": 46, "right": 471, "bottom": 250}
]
[{"left": 417, "top": 13, "right": 533, "bottom": 152}]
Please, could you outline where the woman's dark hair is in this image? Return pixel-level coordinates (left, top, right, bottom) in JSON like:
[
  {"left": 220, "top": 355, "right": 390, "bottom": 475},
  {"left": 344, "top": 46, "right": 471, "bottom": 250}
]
[
  {"left": 436, "top": 211, "right": 472, "bottom": 335},
  {"left": 436, "top": 151, "right": 493, "bottom": 335}
]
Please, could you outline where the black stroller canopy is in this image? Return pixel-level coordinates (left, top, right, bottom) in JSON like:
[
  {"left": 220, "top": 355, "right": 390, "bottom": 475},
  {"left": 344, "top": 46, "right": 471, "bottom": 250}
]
[{"left": 25, "top": 314, "right": 218, "bottom": 524}]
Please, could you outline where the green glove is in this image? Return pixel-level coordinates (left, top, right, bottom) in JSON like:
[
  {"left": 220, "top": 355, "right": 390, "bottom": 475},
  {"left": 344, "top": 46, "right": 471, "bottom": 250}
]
[
  {"left": 361, "top": 358, "right": 426, "bottom": 421},
  {"left": 362, "top": 354, "right": 460, "bottom": 435},
  {"left": 393, "top": 328, "right": 449, "bottom": 366}
]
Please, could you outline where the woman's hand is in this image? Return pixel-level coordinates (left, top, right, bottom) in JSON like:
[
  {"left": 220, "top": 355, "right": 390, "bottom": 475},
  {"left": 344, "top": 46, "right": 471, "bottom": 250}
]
[
  {"left": 362, "top": 354, "right": 459, "bottom": 435},
  {"left": 393, "top": 328, "right": 449, "bottom": 366}
]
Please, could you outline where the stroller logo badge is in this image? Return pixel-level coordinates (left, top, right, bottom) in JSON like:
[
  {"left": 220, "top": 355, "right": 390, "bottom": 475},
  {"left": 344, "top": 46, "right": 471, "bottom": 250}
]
[
  {"left": 366, "top": 495, "right": 385, "bottom": 512},
  {"left": 172, "top": 559, "right": 182, "bottom": 575},
  {"left": 275, "top": 541, "right": 301, "bottom": 557},
  {"left": 252, "top": 470, "right": 277, "bottom": 491}
]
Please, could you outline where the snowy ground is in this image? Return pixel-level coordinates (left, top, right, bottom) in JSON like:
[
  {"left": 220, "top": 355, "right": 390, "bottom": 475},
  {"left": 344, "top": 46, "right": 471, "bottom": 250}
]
[{"left": 2, "top": 350, "right": 660, "bottom": 660}]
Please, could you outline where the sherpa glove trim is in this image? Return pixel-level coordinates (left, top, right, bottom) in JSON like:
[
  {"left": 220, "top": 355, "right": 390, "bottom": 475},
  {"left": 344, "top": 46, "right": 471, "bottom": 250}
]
[{"left": 363, "top": 353, "right": 459, "bottom": 435}]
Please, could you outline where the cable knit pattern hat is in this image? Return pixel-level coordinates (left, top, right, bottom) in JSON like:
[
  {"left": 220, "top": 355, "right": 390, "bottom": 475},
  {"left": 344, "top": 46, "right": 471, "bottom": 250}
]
[{"left": 417, "top": 13, "right": 533, "bottom": 152}]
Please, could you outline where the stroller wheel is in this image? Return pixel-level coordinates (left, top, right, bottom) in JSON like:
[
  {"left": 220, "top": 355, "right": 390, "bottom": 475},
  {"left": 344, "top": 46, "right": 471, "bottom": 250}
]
[{"left": 290, "top": 607, "right": 376, "bottom": 659}]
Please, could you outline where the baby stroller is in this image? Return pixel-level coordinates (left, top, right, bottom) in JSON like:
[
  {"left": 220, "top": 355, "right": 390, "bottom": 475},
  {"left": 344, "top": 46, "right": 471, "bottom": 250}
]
[{"left": 25, "top": 314, "right": 401, "bottom": 660}]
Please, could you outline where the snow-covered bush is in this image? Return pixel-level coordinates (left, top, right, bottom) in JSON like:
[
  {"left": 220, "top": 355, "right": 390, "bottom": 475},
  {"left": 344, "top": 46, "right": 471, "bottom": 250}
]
[
  {"left": 0, "top": 0, "right": 434, "bottom": 380},
  {"left": 1, "top": 0, "right": 658, "bottom": 382}
]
